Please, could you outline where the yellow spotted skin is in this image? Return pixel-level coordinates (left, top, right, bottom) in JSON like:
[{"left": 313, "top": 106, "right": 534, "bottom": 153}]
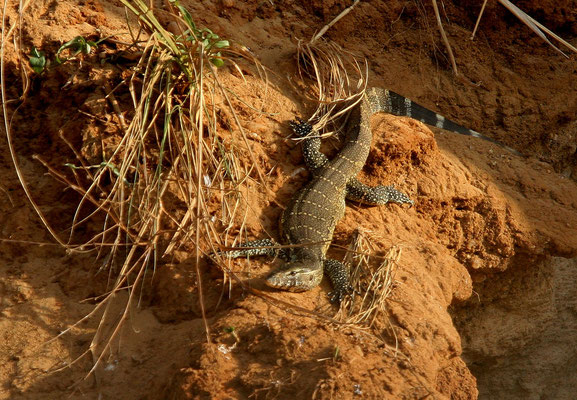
[{"left": 274, "top": 88, "right": 413, "bottom": 303}]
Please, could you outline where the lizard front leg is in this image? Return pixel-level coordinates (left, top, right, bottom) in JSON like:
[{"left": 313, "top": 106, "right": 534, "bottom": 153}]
[
  {"left": 291, "top": 119, "right": 413, "bottom": 206},
  {"left": 290, "top": 119, "right": 328, "bottom": 172},
  {"left": 215, "top": 239, "right": 289, "bottom": 260},
  {"left": 324, "top": 259, "right": 354, "bottom": 303}
]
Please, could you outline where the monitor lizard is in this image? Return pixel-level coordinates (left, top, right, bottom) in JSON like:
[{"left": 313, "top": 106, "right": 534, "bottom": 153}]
[{"left": 217, "top": 87, "right": 520, "bottom": 303}]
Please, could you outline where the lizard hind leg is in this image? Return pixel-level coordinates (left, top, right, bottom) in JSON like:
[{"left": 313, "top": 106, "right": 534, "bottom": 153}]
[{"left": 346, "top": 178, "right": 413, "bottom": 206}]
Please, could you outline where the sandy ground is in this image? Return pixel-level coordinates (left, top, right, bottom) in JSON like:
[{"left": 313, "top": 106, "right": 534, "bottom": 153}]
[{"left": 1, "top": 0, "right": 577, "bottom": 399}]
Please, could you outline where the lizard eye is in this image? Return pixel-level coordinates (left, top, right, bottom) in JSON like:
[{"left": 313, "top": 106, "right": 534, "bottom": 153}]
[{"left": 288, "top": 271, "right": 296, "bottom": 276}]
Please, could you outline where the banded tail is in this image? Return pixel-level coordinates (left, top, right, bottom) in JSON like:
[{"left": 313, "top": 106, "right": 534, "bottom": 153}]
[{"left": 367, "top": 88, "right": 521, "bottom": 156}]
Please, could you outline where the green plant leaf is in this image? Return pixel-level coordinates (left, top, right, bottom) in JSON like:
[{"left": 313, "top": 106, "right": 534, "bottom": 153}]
[
  {"left": 56, "top": 36, "right": 96, "bottom": 64},
  {"left": 29, "top": 47, "right": 46, "bottom": 74},
  {"left": 210, "top": 56, "right": 224, "bottom": 67},
  {"left": 177, "top": 4, "right": 196, "bottom": 31},
  {"left": 213, "top": 40, "right": 230, "bottom": 49}
]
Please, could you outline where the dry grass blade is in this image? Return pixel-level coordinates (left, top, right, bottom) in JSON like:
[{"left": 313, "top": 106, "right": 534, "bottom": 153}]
[
  {"left": 295, "top": 39, "right": 367, "bottom": 137},
  {"left": 470, "top": 0, "right": 489, "bottom": 40},
  {"left": 311, "top": 0, "right": 360, "bottom": 44},
  {"left": 472, "top": 0, "right": 577, "bottom": 57},
  {"left": 498, "top": 0, "right": 569, "bottom": 57},
  {"left": 1, "top": 0, "right": 68, "bottom": 248},
  {"left": 431, "top": 0, "right": 458, "bottom": 75}
]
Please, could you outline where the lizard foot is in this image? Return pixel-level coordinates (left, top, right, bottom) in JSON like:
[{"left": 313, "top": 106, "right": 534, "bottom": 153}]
[{"left": 289, "top": 118, "right": 313, "bottom": 138}]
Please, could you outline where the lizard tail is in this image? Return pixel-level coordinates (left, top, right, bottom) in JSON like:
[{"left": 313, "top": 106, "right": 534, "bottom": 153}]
[{"left": 364, "top": 88, "right": 522, "bottom": 156}]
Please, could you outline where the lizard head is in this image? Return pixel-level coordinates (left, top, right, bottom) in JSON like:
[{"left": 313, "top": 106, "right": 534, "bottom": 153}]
[{"left": 265, "top": 261, "right": 324, "bottom": 292}]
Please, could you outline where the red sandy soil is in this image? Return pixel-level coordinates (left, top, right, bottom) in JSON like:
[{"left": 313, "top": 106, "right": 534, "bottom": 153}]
[{"left": 1, "top": 0, "right": 577, "bottom": 399}]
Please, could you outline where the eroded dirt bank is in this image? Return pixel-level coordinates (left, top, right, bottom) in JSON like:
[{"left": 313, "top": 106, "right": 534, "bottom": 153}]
[{"left": 1, "top": 0, "right": 577, "bottom": 399}]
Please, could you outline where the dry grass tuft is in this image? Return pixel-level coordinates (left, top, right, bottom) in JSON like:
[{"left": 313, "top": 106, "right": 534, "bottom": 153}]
[
  {"left": 335, "top": 230, "right": 401, "bottom": 341},
  {"left": 2, "top": 0, "right": 269, "bottom": 383},
  {"left": 294, "top": 38, "right": 367, "bottom": 138}
]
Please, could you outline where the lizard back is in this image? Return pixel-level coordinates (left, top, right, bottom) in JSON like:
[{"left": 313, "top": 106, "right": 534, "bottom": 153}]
[{"left": 280, "top": 88, "right": 388, "bottom": 256}]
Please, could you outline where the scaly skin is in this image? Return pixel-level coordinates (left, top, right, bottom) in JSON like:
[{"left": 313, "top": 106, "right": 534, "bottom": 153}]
[{"left": 266, "top": 87, "right": 413, "bottom": 302}]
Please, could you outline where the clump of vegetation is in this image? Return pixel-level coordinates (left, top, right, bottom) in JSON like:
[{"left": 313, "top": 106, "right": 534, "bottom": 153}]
[
  {"left": 10, "top": 0, "right": 267, "bottom": 378},
  {"left": 28, "top": 35, "right": 102, "bottom": 74}
]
